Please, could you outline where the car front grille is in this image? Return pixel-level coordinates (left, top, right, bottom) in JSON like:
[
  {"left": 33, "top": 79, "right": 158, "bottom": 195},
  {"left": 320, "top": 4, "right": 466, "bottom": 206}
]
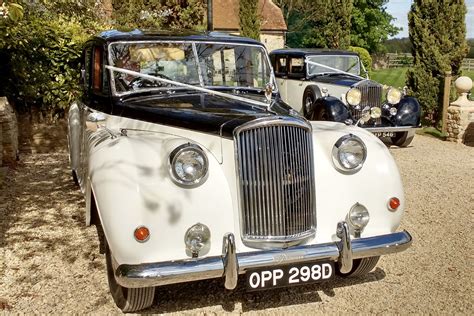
[
  {"left": 352, "top": 80, "right": 383, "bottom": 123},
  {"left": 234, "top": 117, "right": 316, "bottom": 248}
]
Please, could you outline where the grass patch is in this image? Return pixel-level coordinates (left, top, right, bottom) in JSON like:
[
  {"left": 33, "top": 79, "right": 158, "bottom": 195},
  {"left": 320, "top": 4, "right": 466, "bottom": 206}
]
[
  {"left": 416, "top": 127, "right": 447, "bottom": 140},
  {"left": 461, "top": 70, "right": 474, "bottom": 82},
  {"left": 370, "top": 67, "right": 408, "bottom": 89}
]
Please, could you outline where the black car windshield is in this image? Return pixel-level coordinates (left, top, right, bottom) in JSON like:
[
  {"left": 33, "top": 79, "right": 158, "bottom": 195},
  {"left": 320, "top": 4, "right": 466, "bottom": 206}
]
[
  {"left": 109, "top": 41, "right": 272, "bottom": 95},
  {"left": 306, "top": 55, "right": 361, "bottom": 76}
]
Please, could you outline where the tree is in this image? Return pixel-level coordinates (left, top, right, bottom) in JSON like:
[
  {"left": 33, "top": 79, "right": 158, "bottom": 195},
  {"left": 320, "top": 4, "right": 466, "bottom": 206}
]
[
  {"left": 351, "top": 0, "right": 401, "bottom": 54},
  {"left": 239, "top": 0, "right": 260, "bottom": 40},
  {"left": 275, "top": 0, "right": 352, "bottom": 49},
  {"left": 407, "top": 0, "right": 468, "bottom": 126}
]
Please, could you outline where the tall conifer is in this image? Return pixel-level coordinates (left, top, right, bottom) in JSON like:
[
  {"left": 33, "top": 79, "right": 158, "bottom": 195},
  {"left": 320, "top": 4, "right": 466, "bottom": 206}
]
[
  {"left": 239, "top": 0, "right": 261, "bottom": 41},
  {"left": 407, "top": 0, "right": 468, "bottom": 125}
]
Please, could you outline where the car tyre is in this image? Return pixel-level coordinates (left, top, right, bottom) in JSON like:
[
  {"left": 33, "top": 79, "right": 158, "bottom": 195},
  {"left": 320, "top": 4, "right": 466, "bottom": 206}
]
[
  {"left": 336, "top": 256, "right": 380, "bottom": 277},
  {"left": 391, "top": 132, "right": 414, "bottom": 147},
  {"left": 105, "top": 243, "right": 155, "bottom": 312},
  {"left": 302, "top": 85, "right": 321, "bottom": 119}
]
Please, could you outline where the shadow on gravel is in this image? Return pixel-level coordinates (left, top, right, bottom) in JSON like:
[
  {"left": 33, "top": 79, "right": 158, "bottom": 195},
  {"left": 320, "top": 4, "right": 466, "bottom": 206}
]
[{"left": 143, "top": 268, "right": 386, "bottom": 313}]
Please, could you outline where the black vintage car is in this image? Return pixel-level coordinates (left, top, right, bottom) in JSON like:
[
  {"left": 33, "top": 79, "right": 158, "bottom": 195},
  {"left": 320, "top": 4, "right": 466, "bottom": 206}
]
[
  {"left": 269, "top": 48, "right": 421, "bottom": 147},
  {"left": 68, "top": 30, "right": 412, "bottom": 312}
]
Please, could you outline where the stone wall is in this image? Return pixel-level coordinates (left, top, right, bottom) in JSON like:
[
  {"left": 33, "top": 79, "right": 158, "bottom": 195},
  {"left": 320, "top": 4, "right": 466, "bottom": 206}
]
[{"left": 0, "top": 97, "right": 19, "bottom": 166}]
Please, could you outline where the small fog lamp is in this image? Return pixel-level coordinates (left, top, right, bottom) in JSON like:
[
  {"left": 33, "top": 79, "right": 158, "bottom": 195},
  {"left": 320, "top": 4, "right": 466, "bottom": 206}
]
[
  {"left": 370, "top": 107, "right": 382, "bottom": 119},
  {"left": 389, "top": 107, "right": 398, "bottom": 116},
  {"left": 184, "top": 223, "right": 211, "bottom": 257},
  {"left": 349, "top": 203, "right": 370, "bottom": 230}
]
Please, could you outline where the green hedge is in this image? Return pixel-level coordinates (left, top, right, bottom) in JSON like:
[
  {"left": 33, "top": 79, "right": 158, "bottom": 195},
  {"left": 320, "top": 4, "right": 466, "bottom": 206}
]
[{"left": 348, "top": 46, "right": 372, "bottom": 73}]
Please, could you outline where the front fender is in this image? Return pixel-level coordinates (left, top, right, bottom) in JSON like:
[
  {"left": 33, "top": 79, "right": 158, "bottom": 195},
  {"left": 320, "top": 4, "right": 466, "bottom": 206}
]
[
  {"left": 393, "top": 96, "right": 421, "bottom": 127},
  {"left": 310, "top": 121, "right": 405, "bottom": 242},
  {"left": 313, "top": 96, "right": 351, "bottom": 122},
  {"left": 88, "top": 131, "right": 235, "bottom": 265}
]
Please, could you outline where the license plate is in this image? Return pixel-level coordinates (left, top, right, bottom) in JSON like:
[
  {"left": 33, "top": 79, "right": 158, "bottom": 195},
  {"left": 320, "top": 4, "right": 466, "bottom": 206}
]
[
  {"left": 373, "top": 131, "right": 395, "bottom": 138},
  {"left": 245, "top": 261, "right": 334, "bottom": 291}
]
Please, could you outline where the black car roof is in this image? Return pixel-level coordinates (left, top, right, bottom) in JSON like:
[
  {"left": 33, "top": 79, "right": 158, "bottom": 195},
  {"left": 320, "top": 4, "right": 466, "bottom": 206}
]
[
  {"left": 270, "top": 48, "right": 359, "bottom": 57},
  {"left": 91, "top": 29, "right": 264, "bottom": 46}
]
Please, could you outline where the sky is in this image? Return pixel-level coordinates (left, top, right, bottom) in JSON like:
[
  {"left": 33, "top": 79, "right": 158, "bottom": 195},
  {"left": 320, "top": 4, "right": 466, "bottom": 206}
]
[{"left": 385, "top": 0, "right": 474, "bottom": 39}]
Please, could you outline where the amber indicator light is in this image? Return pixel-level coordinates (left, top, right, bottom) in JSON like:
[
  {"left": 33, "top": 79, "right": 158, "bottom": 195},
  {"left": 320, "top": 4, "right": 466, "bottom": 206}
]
[
  {"left": 389, "top": 197, "right": 400, "bottom": 211},
  {"left": 134, "top": 226, "right": 150, "bottom": 242}
]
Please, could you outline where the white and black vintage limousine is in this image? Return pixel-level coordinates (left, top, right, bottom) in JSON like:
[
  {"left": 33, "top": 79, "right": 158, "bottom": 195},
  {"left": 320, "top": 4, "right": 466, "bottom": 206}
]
[
  {"left": 270, "top": 48, "right": 421, "bottom": 147},
  {"left": 68, "top": 30, "right": 412, "bottom": 312}
]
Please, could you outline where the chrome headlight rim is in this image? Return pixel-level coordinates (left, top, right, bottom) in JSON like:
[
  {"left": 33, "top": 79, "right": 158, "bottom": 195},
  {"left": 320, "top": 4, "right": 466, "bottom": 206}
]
[
  {"left": 169, "top": 143, "right": 209, "bottom": 188},
  {"left": 346, "top": 87, "right": 362, "bottom": 106},
  {"left": 386, "top": 87, "right": 402, "bottom": 105},
  {"left": 332, "top": 134, "right": 367, "bottom": 174}
]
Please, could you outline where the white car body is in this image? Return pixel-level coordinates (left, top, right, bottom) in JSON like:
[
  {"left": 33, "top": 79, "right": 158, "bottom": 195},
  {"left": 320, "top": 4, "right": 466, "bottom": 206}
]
[{"left": 68, "top": 30, "right": 412, "bottom": 312}]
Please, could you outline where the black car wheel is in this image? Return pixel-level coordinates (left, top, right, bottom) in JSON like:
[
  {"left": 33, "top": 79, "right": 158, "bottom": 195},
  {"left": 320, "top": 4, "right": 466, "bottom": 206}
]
[
  {"left": 302, "top": 86, "right": 321, "bottom": 119},
  {"left": 336, "top": 256, "right": 380, "bottom": 277},
  {"left": 391, "top": 132, "right": 414, "bottom": 147},
  {"left": 106, "top": 243, "right": 155, "bottom": 312}
]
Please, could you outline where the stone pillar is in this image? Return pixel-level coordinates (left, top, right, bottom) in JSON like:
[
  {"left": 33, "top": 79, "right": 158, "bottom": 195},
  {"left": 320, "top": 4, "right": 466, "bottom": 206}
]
[
  {"left": 0, "top": 97, "right": 19, "bottom": 165},
  {"left": 446, "top": 77, "right": 474, "bottom": 146}
]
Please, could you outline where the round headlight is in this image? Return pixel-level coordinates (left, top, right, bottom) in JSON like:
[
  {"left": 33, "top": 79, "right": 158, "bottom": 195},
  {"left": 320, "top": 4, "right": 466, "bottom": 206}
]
[
  {"left": 348, "top": 203, "right": 370, "bottom": 230},
  {"left": 346, "top": 88, "right": 362, "bottom": 106},
  {"left": 332, "top": 134, "right": 367, "bottom": 173},
  {"left": 170, "top": 144, "right": 209, "bottom": 187},
  {"left": 386, "top": 87, "right": 402, "bottom": 105}
]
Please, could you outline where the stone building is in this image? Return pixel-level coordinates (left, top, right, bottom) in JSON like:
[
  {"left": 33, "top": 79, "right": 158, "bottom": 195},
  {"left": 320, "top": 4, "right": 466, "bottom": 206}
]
[{"left": 212, "top": 0, "right": 287, "bottom": 53}]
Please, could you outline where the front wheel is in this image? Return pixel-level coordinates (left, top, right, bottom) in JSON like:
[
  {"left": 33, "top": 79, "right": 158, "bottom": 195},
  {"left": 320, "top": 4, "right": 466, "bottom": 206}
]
[
  {"left": 391, "top": 131, "right": 414, "bottom": 147},
  {"left": 336, "top": 256, "right": 380, "bottom": 277},
  {"left": 106, "top": 244, "right": 155, "bottom": 312}
]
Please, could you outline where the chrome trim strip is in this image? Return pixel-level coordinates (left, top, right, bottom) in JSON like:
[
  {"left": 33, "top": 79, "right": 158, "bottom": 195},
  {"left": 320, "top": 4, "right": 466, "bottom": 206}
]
[
  {"left": 366, "top": 126, "right": 419, "bottom": 133},
  {"left": 115, "top": 230, "right": 412, "bottom": 288}
]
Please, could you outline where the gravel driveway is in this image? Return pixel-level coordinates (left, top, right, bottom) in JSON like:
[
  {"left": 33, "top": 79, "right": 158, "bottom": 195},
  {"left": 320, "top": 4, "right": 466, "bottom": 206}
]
[{"left": 1, "top": 134, "right": 473, "bottom": 314}]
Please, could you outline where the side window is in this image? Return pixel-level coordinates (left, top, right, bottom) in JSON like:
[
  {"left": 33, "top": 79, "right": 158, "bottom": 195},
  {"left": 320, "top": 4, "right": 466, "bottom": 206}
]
[
  {"left": 273, "top": 55, "right": 287, "bottom": 76},
  {"left": 92, "top": 46, "right": 102, "bottom": 92},
  {"left": 289, "top": 57, "right": 304, "bottom": 75},
  {"left": 83, "top": 47, "right": 92, "bottom": 89}
]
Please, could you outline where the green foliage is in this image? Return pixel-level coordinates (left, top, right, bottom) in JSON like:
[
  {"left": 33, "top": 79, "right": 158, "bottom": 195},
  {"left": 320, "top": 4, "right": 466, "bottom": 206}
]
[
  {"left": 350, "top": 0, "right": 401, "bottom": 54},
  {"left": 467, "top": 39, "right": 474, "bottom": 58},
  {"left": 0, "top": 1, "right": 105, "bottom": 118},
  {"left": 0, "top": 1, "right": 24, "bottom": 22},
  {"left": 111, "top": 0, "right": 206, "bottom": 30},
  {"left": 407, "top": 0, "right": 469, "bottom": 126},
  {"left": 348, "top": 46, "right": 372, "bottom": 72},
  {"left": 239, "top": 0, "right": 260, "bottom": 40},
  {"left": 371, "top": 67, "right": 408, "bottom": 89},
  {"left": 280, "top": 0, "right": 352, "bottom": 49},
  {"left": 384, "top": 38, "right": 412, "bottom": 53}
]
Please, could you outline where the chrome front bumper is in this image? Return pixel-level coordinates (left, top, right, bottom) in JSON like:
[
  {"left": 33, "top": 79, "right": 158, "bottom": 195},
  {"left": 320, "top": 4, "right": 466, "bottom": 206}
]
[
  {"left": 115, "top": 221, "right": 412, "bottom": 288},
  {"left": 365, "top": 126, "right": 418, "bottom": 133}
]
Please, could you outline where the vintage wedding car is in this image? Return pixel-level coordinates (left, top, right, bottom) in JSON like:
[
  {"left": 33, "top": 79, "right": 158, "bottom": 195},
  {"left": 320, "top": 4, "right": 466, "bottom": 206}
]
[
  {"left": 269, "top": 49, "right": 421, "bottom": 147},
  {"left": 68, "top": 30, "right": 412, "bottom": 312}
]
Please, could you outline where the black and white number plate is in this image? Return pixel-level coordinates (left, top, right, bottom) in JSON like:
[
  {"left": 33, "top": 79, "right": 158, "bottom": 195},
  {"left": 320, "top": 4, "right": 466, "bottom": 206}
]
[
  {"left": 245, "top": 261, "right": 334, "bottom": 291},
  {"left": 373, "top": 131, "right": 395, "bottom": 138}
]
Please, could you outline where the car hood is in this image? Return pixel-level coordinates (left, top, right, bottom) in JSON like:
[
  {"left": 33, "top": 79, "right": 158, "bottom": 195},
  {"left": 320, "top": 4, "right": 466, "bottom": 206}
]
[
  {"left": 310, "top": 75, "right": 362, "bottom": 87},
  {"left": 111, "top": 92, "right": 297, "bottom": 138}
]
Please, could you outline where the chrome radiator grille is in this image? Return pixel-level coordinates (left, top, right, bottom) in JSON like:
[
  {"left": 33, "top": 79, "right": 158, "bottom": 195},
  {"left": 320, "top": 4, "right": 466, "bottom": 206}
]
[
  {"left": 234, "top": 118, "right": 316, "bottom": 247},
  {"left": 352, "top": 80, "right": 383, "bottom": 123}
]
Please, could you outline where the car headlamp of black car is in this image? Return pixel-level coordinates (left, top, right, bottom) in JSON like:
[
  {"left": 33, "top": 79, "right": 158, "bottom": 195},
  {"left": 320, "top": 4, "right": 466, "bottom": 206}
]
[
  {"left": 346, "top": 88, "right": 362, "bottom": 106},
  {"left": 169, "top": 143, "right": 209, "bottom": 187},
  {"left": 332, "top": 134, "right": 367, "bottom": 174},
  {"left": 386, "top": 87, "right": 402, "bottom": 105}
]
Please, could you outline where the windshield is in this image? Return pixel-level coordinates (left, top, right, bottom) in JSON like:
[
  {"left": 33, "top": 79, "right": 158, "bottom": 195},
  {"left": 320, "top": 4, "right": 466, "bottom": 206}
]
[
  {"left": 108, "top": 41, "right": 272, "bottom": 95},
  {"left": 306, "top": 55, "right": 361, "bottom": 76}
]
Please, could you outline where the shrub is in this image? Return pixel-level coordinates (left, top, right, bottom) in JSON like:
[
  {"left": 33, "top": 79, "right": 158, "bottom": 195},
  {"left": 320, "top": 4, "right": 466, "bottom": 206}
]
[{"left": 348, "top": 46, "right": 372, "bottom": 73}]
